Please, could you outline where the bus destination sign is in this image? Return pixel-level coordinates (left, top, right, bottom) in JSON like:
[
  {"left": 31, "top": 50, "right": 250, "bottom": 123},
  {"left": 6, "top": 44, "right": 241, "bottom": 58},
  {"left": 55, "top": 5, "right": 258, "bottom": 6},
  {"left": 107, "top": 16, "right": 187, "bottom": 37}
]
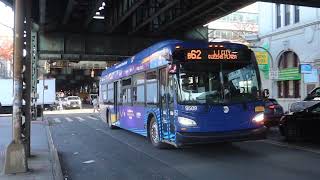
[{"left": 186, "top": 49, "right": 238, "bottom": 61}]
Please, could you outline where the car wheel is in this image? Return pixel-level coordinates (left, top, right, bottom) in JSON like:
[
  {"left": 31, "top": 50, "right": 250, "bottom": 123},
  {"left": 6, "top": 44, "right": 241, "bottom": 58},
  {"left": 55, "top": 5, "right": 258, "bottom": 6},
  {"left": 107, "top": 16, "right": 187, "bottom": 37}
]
[
  {"left": 148, "top": 117, "right": 170, "bottom": 149},
  {"left": 284, "top": 122, "right": 301, "bottom": 142}
]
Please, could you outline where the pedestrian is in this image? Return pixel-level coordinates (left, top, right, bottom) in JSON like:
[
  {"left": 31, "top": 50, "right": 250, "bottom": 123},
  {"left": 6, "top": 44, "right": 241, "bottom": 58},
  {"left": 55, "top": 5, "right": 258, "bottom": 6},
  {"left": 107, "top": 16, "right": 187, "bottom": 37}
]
[
  {"left": 92, "top": 98, "right": 98, "bottom": 113},
  {"left": 58, "top": 98, "right": 63, "bottom": 110}
]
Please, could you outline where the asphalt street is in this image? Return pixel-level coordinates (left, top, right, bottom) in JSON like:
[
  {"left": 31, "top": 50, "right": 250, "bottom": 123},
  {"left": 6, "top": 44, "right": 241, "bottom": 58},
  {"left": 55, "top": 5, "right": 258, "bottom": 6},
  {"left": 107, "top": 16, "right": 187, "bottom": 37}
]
[{"left": 47, "top": 113, "right": 320, "bottom": 180}]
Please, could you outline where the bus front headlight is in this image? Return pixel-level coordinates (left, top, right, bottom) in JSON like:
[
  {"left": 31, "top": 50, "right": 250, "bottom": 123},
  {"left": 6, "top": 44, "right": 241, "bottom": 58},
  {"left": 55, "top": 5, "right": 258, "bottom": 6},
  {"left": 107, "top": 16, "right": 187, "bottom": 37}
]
[
  {"left": 252, "top": 113, "right": 264, "bottom": 124},
  {"left": 178, "top": 117, "right": 197, "bottom": 127}
]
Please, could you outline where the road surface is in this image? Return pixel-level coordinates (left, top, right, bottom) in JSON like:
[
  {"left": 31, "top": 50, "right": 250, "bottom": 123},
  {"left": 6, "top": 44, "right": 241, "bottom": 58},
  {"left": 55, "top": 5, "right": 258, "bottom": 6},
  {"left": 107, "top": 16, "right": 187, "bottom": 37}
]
[{"left": 47, "top": 113, "right": 320, "bottom": 180}]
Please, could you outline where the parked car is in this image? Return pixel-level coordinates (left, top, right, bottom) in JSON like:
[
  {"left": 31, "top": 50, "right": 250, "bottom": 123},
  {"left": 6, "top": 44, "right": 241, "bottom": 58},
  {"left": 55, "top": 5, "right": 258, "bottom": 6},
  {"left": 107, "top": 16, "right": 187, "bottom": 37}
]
[
  {"left": 279, "top": 101, "right": 320, "bottom": 141},
  {"left": 54, "top": 97, "right": 68, "bottom": 110},
  {"left": 279, "top": 87, "right": 320, "bottom": 141},
  {"left": 65, "top": 96, "right": 82, "bottom": 109},
  {"left": 264, "top": 98, "right": 284, "bottom": 127},
  {"left": 304, "top": 87, "right": 320, "bottom": 101}
]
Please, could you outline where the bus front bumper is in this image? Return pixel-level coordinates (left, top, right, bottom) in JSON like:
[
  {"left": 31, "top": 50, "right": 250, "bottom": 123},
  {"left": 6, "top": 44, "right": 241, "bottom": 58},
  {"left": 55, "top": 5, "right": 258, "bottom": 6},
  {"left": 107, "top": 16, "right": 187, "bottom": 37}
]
[{"left": 176, "top": 127, "right": 267, "bottom": 146}]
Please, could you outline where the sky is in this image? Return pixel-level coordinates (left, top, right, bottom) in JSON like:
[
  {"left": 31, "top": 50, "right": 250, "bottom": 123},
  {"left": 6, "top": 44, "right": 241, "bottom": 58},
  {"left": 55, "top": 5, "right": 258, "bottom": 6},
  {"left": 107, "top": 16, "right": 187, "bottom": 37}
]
[{"left": 0, "top": 1, "right": 14, "bottom": 37}]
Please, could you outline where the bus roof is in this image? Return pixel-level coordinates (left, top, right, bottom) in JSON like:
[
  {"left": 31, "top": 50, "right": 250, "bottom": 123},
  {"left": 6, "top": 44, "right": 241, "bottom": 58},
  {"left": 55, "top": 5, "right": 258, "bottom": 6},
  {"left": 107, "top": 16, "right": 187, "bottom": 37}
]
[
  {"left": 100, "top": 40, "right": 248, "bottom": 81},
  {"left": 101, "top": 40, "right": 181, "bottom": 77}
]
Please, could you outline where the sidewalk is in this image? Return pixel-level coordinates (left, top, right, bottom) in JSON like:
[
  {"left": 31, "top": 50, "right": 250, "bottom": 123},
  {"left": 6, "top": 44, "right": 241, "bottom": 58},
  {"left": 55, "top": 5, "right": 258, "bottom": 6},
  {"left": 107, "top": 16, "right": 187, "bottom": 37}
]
[{"left": 0, "top": 115, "right": 61, "bottom": 180}]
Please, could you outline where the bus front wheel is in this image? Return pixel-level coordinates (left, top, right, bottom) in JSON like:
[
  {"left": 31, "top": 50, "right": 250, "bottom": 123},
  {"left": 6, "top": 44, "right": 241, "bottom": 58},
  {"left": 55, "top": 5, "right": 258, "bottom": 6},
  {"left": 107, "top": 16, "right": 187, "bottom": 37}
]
[{"left": 148, "top": 117, "right": 169, "bottom": 149}]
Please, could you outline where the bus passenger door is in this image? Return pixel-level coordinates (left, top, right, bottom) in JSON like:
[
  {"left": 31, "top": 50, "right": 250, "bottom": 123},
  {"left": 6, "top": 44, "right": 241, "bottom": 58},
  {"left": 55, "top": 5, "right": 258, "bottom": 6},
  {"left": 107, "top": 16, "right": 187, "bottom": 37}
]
[
  {"left": 113, "top": 81, "right": 119, "bottom": 124},
  {"left": 160, "top": 68, "right": 175, "bottom": 141}
]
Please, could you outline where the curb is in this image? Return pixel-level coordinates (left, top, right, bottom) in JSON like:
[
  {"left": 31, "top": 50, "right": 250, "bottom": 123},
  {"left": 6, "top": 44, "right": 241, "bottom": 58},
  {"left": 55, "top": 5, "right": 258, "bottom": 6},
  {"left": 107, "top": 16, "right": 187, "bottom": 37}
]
[{"left": 45, "top": 121, "right": 63, "bottom": 180}]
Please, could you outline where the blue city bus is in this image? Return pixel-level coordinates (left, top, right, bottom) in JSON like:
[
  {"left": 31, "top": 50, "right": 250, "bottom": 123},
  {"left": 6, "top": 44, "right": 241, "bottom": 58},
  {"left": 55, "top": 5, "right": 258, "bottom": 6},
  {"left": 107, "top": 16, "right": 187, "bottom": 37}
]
[{"left": 99, "top": 40, "right": 267, "bottom": 148}]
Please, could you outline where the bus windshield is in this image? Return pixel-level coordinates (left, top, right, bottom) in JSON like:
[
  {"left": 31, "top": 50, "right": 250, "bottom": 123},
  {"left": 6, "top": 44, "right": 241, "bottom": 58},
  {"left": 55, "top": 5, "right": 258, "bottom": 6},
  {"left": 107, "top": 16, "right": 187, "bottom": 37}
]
[{"left": 177, "top": 62, "right": 260, "bottom": 105}]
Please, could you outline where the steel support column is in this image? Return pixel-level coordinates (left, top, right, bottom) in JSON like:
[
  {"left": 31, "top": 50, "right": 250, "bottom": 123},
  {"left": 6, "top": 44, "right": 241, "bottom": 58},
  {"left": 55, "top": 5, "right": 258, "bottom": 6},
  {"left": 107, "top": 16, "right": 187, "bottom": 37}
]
[
  {"left": 4, "top": 0, "right": 28, "bottom": 173},
  {"left": 23, "top": 0, "right": 32, "bottom": 157},
  {"left": 30, "top": 27, "right": 39, "bottom": 126}
]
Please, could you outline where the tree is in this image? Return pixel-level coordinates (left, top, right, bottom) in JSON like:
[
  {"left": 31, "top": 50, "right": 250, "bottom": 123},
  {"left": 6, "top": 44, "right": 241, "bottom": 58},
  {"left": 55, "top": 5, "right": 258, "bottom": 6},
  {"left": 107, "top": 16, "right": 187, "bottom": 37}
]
[
  {"left": 0, "top": 37, "right": 13, "bottom": 78},
  {"left": 0, "top": 37, "right": 13, "bottom": 61}
]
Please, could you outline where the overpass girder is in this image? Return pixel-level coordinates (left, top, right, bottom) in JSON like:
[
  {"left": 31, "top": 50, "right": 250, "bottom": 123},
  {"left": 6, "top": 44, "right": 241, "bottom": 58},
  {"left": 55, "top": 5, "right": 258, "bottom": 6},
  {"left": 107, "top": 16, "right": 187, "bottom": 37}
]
[{"left": 38, "top": 33, "right": 164, "bottom": 61}]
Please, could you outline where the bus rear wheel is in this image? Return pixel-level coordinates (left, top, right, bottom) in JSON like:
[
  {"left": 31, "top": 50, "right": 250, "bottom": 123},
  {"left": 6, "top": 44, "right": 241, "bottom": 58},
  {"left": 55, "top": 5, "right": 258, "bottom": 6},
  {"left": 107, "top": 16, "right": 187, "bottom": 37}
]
[{"left": 148, "top": 117, "right": 169, "bottom": 149}]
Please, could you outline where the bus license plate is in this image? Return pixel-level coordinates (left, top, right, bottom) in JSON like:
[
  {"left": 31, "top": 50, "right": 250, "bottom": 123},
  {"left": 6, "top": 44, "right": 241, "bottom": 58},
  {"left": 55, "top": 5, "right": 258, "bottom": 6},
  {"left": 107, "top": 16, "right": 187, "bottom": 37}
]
[{"left": 255, "top": 106, "right": 265, "bottom": 112}]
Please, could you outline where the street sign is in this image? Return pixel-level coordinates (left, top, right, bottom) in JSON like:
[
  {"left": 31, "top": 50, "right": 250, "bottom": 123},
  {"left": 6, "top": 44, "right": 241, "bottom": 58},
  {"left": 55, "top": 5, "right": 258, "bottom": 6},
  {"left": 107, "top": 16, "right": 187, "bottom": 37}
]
[
  {"left": 300, "top": 64, "right": 312, "bottom": 74},
  {"left": 255, "top": 52, "right": 268, "bottom": 65},
  {"left": 269, "top": 70, "right": 279, "bottom": 80}
]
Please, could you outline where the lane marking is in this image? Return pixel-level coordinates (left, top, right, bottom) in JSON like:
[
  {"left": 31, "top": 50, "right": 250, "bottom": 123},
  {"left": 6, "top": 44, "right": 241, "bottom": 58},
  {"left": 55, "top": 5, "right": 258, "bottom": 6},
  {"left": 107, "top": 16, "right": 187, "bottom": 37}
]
[
  {"left": 261, "top": 139, "right": 320, "bottom": 155},
  {"left": 76, "top": 117, "right": 85, "bottom": 122},
  {"left": 87, "top": 116, "right": 99, "bottom": 120},
  {"left": 82, "top": 160, "right": 95, "bottom": 164},
  {"left": 53, "top": 118, "right": 61, "bottom": 123},
  {"left": 65, "top": 117, "right": 73, "bottom": 122}
]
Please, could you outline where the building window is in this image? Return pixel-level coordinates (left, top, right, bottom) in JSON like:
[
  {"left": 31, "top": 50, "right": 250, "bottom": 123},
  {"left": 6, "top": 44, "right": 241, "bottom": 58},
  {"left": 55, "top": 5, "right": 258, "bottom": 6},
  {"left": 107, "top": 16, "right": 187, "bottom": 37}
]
[
  {"left": 276, "top": 4, "right": 281, "bottom": 28},
  {"left": 284, "top": 5, "right": 290, "bottom": 26},
  {"left": 294, "top": 6, "right": 300, "bottom": 23},
  {"left": 277, "top": 51, "right": 300, "bottom": 98}
]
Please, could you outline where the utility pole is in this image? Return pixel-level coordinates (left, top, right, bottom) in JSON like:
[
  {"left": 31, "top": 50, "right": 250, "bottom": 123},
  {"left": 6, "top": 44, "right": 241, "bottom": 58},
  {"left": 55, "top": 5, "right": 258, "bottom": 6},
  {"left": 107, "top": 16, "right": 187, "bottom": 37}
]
[{"left": 4, "top": 0, "right": 28, "bottom": 174}]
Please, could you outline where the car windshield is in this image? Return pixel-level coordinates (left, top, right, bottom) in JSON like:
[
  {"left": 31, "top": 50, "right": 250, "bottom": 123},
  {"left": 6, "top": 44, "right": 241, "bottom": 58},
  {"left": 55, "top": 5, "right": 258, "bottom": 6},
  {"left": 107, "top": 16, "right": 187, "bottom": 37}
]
[
  {"left": 305, "top": 88, "right": 320, "bottom": 101},
  {"left": 177, "top": 62, "right": 260, "bottom": 105}
]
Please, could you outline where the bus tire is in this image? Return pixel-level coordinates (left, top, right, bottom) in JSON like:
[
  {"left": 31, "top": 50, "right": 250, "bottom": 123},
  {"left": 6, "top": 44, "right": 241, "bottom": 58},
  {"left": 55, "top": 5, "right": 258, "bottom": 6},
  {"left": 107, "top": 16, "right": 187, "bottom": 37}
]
[
  {"left": 148, "top": 117, "right": 169, "bottom": 149},
  {"left": 107, "top": 110, "right": 116, "bottom": 129}
]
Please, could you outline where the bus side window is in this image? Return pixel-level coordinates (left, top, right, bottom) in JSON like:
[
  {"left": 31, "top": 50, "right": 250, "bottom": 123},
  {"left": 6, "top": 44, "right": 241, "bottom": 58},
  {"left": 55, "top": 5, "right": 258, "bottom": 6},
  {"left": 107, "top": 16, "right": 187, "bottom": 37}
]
[
  {"left": 101, "top": 82, "right": 107, "bottom": 102},
  {"left": 132, "top": 73, "right": 145, "bottom": 105},
  {"left": 120, "top": 89, "right": 126, "bottom": 103},
  {"left": 117, "top": 81, "right": 121, "bottom": 104},
  {"left": 146, "top": 71, "right": 158, "bottom": 105},
  {"left": 168, "top": 75, "right": 175, "bottom": 104},
  {"left": 107, "top": 83, "right": 114, "bottom": 104},
  {"left": 121, "top": 78, "right": 132, "bottom": 105}
]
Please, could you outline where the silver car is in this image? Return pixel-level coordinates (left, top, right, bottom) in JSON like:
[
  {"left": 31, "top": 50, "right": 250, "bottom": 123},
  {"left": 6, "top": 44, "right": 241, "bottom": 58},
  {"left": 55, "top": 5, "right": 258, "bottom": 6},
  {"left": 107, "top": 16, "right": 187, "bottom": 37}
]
[{"left": 65, "top": 96, "right": 82, "bottom": 109}]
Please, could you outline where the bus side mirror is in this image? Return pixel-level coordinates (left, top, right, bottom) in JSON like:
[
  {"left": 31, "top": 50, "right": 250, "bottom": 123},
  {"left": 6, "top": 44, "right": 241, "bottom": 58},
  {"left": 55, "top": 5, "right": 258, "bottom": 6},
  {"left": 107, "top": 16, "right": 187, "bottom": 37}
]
[{"left": 263, "top": 89, "right": 270, "bottom": 98}]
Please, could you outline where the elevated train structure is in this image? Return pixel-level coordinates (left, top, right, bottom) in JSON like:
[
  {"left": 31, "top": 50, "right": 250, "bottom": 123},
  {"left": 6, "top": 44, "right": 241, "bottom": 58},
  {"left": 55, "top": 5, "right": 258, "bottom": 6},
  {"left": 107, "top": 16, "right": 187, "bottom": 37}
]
[{"left": 2, "top": 0, "right": 320, "bottom": 62}]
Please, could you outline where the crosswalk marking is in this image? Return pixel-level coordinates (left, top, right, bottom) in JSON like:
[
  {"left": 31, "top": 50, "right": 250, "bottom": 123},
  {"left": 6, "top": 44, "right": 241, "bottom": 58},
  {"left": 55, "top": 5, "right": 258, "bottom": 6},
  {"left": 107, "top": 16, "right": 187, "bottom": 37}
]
[
  {"left": 51, "top": 115, "right": 101, "bottom": 123},
  {"left": 87, "top": 116, "right": 99, "bottom": 120},
  {"left": 65, "top": 117, "right": 73, "bottom": 122},
  {"left": 53, "top": 118, "right": 61, "bottom": 123},
  {"left": 76, "top": 117, "right": 85, "bottom": 122}
]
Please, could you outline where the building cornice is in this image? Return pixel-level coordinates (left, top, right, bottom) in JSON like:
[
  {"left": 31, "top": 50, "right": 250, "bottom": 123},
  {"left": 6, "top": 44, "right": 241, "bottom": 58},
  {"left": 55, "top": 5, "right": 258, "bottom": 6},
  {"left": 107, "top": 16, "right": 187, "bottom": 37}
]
[{"left": 259, "top": 20, "right": 320, "bottom": 39}]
